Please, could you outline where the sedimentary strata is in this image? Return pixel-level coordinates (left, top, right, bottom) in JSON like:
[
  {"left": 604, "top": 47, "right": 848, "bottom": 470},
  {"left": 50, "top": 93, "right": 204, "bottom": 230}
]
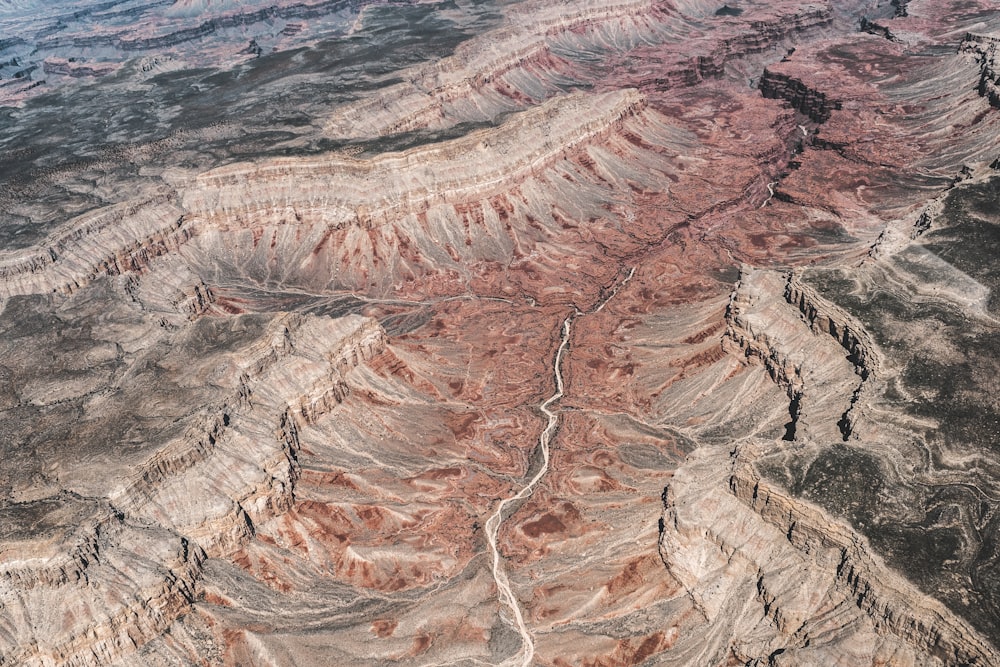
[
  {"left": 193, "top": 90, "right": 646, "bottom": 230},
  {"left": 0, "top": 198, "right": 189, "bottom": 299},
  {"left": 0, "top": 298, "right": 386, "bottom": 666},
  {"left": 3, "top": 0, "right": 1000, "bottom": 664},
  {"left": 660, "top": 443, "right": 996, "bottom": 666},
  {"left": 325, "top": 0, "right": 838, "bottom": 141},
  {"left": 963, "top": 33, "right": 1000, "bottom": 108},
  {"left": 324, "top": 0, "right": 664, "bottom": 139},
  {"left": 758, "top": 68, "right": 842, "bottom": 123},
  {"left": 0, "top": 0, "right": 388, "bottom": 106}
]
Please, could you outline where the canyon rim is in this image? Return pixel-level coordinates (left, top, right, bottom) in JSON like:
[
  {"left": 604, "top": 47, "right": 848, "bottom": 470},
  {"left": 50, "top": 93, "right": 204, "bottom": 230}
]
[{"left": 2, "top": 0, "right": 1000, "bottom": 665}]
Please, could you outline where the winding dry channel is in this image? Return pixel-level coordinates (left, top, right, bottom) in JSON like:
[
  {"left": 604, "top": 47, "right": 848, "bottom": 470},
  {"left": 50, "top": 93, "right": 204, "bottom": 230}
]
[
  {"left": 485, "top": 267, "right": 634, "bottom": 666},
  {"left": 484, "top": 313, "right": 571, "bottom": 667}
]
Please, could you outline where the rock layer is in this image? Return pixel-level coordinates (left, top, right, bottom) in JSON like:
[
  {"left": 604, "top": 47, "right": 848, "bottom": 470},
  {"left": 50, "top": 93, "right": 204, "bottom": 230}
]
[
  {"left": 2, "top": 0, "right": 1000, "bottom": 664},
  {"left": 661, "top": 442, "right": 995, "bottom": 666}
]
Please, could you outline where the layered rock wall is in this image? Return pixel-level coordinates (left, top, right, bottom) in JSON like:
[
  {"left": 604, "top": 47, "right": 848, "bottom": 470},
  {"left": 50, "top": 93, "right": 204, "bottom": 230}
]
[
  {"left": 785, "top": 271, "right": 881, "bottom": 438},
  {"left": 0, "top": 313, "right": 388, "bottom": 666},
  {"left": 0, "top": 198, "right": 190, "bottom": 299},
  {"left": 728, "top": 444, "right": 996, "bottom": 665},
  {"left": 759, "top": 68, "right": 842, "bottom": 122},
  {"left": 659, "top": 443, "right": 996, "bottom": 666},
  {"left": 962, "top": 33, "right": 1000, "bottom": 108},
  {"left": 191, "top": 90, "right": 646, "bottom": 231}
]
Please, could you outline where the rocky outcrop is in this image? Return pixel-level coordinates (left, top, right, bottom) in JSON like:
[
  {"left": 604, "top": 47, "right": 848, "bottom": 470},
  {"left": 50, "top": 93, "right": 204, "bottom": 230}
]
[
  {"left": 324, "top": 0, "right": 660, "bottom": 139},
  {"left": 41, "top": 58, "right": 116, "bottom": 78},
  {"left": 859, "top": 16, "right": 900, "bottom": 42},
  {"left": 0, "top": 85, "right": 683, "bottom": 306},
  {"left": 6, "top": 0, "right": 1000, "bottom": 665},
  {"left": 0, "top": 518, "right": 206, "bottom": 667},
  {"left": 635, "top": 6, "right": 835, "bottom": 91},
  {"left": 724, "top": 267, "right": 805, "bottom": 400},
  {"left": 35, "top": 0, "right": 369, "bottom": 52},
  {"left": 730, "top": 444, "right": 996, "bottom": 665},
  {"left": 724, "top": 264, "right": 884, "bottom": 442},
  {"left": 0, "top": 197, "right": 191, "bottom": 300},
  {"left": 784, "top": 274, "right": 878, "bottom": 380},
  {"left": 0, "top": 0, "right": 397, "bottom": 105},
  {"left": 0, "top": 93, "right": 645, "bottom": 301},
  {"left": 724, "top": 267, "right": 880, "bottom": 443},
  {"left": 0, "top": 312, "right": 388, "bottom": 666},
  {"left": 324, "top": 34, "right": 564, "bottom": 139},
  {"left": 785, "top": 271, "right": 881, "bottom": 439},
  {"left": 759, "top": 68, "right": 842, "bottom": 122},
  {"left": 193, "top": 90, "right": 644, "bottom": 231},
  {"left": 112, "top": 314, "right": 388, "bottom": 555},
  {"left": 962, "top": 33, "right": 1000, "bottom": 108},
  {"left": 687, "top": 7, "right": 833, "bottom": 80},
  {"left": 911, "top": 202, "right": 940, "bottom": 239},
  {"left": 326, "top": 2, "right": 836, "bottom": 140},
  {"left": 659, "top": 443, "right": 997, "bottom": 666}
]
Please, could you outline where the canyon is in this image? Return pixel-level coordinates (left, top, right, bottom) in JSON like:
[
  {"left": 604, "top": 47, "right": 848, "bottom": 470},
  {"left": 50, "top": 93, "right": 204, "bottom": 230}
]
[{"left": 2, "top": 0, "right": 1000, "bottom": 665}]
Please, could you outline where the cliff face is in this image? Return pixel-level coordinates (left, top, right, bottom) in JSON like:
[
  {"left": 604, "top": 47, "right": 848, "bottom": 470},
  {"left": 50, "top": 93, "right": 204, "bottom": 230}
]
[
  {"left": 323, "top": 0, "right": 664, "bottom": 140},
  {"left": 0, "top": 0, "right": 392, "bottom": 106},
  {"left": 192, "top": 90, "right": 646, "bottom": 231},
  {"left": 723, "top": 267, "right": 865, "bottom": 444},
  {"left": 660, "top": 443, "right": 995, "bottom": 666},
  {"left": 758, "top": 68, "right": 843, "bottom": 122},
  {"left": 324, "top": 1, "right": 838, "bottom": 141},
  {"left": 3, "top": 0, "right": 1000, "bottom": 664},
  {"left": 0, "top": 199, "right": 191, "bottom": 299},
  {"left": 0, "top": 291, "right": 387, "bottom": 666},
  {"left": 963, "top": 33, "right": 1000, "bottom": 108}
]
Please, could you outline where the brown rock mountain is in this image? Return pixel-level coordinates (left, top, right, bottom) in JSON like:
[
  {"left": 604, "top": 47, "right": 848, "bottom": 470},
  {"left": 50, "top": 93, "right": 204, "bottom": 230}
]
[{"left": 2, "top": 0, "right": 1000, "bottom": 664}]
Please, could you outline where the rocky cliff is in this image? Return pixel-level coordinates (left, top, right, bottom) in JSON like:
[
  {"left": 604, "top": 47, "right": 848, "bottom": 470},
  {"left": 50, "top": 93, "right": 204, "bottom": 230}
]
[
  {"left": 0, "top": 301, "right": 387, "bottom": 666},
  {"left": 660, "top": 442, "right": 996, "bottom": 666},
  {"left": 963, "top": 33, "right": 1000, "bottom": 108},
  {"left": 2, "top": 0, "right": 1000, "bottom": 664},
  {"left": 758, "top": 68, "right": 843, "bottom": 122}
]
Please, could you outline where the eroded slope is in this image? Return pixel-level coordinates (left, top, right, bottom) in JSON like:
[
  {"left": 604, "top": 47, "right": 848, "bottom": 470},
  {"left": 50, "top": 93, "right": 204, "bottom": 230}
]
[{"left": 2, "top": 0, "right": 1000, "bottom": 664}]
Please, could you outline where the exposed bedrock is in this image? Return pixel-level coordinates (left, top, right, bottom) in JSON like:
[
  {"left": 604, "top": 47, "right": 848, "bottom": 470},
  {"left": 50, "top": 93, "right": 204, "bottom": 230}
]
[
  {"left": 323, "top": 0, "right": 665, "bottom": 140},
  {"left": 659, "top": 443, "right": 996, "bottom": 665},
  {"left": 112, "top": 313, "right": 389, "bottom": 558},
  {"left": 0, "top": 198, "right": 191, "bottom": 299},
  {"left": 324, "top": 0, "right": 840, "bottom": 141},
  {"left": 0, "top": 0, "right": 395, "bottom": 106},
  {"left": 5, "top": 0, "right": 1000, "bottom": 664},
  {"left": 859, "top": 16, "right": 901, "bottom": 42},
  {"left": 718, "top": 172, "right": 1000, "bottom": 650},
  {"left": 723, "top": 266, "right": 866, "bottom": 444},
  {"left": 34, "top": 0, "right": 371, "bottom": 53},
  {"left": 758, "top": 68, "right": 842, "bottom": 123},
  {"left": 784, "top": 176, "right": 1000, "bottom": 645},
  {"left": 178, "top": 89, "right": 707, "bottom": 297},
  {"left": 0, "top": 517, "right": 206, "bottom": 667},
  {"left": 190, "top": 90, "right": 646, "bottom": 232},
  {"left": 962, "top": 33, "right": 1000, "bottom": 109},
  {"left": 1, "top": 90, "right": 673, "bottom": 301},
  {"left": 0, "top": 284, "right": 388, "bottom": 666},
  {"left": 41, "top": 58, "right": 116, "bottom": 78},
  {"left": 680, "top": 6, "right": 833, "bottom": 81},
  {"left": 784, "top": 271, "right": 881, "bottom": 439}
]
